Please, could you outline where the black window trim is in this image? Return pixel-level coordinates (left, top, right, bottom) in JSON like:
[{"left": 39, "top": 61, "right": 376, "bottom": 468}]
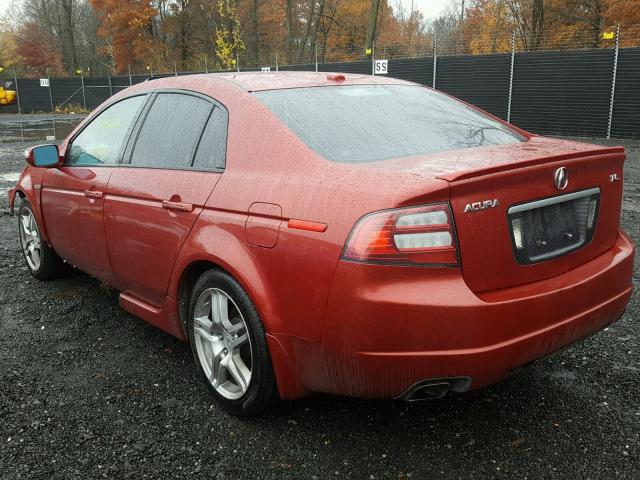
[
  {"left": 120, "top": 88, "right": 229, "bottom": 173},
  {"left": 64, "top": 93, "right": 151, "bottom": 168}
]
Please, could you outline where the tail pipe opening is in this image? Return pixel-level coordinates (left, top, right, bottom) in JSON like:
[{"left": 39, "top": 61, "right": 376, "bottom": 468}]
[{"left": 398, "top": 376, "right": 472, "bottom": 402}]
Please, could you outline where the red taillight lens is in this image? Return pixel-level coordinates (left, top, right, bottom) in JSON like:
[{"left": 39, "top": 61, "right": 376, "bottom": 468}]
[{"left": 342, "top": 203, "right": 459, "bottom": 266}]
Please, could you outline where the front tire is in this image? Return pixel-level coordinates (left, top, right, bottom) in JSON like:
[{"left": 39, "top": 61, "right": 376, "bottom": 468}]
[
  {"left": 188, "top": 269, "right": 279, "bottom": 415},
  {"left": 17, "top": 200, "right": 67, "bottom": 280}
]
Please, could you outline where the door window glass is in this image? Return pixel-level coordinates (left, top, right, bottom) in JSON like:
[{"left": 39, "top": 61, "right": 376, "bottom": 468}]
[
  {"left": 192, "top": 106, "right": 228, "bottom": 170},
  {"left": 68, "top": 95, "right": 145, "bottom": 166},
  {"left": 130, "top": 93, "right": 212, "bottom": 169}
]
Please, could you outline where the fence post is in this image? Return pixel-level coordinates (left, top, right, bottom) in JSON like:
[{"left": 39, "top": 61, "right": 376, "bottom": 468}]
[
  {"left": 315, "top": 43, "right": 318, "bottom": 72},
  {"left": 432, "top": 37, "right": 437, "bottom": 88},
  {"left": 371, "top": 43, "right": 376, "bottom": 75},
  {"left": 236, "top": 53, "right": 240, "bottom": 72},
  {"left": 80, "top": 74, "right": 87, "bottom": 110},
  {"left": 507, "top": 31, "right": 516, "bottom": 123},
  {"left": 174, "top": 61, "right": 178, "bottom": 76},
  {"left": 13, "top": 70, "right": 21, "bottom": 114},
  {"left": 128, "top": 64, "right": 132, "bottom": 86},
  {"left": 205, "top": 57, "right": 208, "bottom": 74},
  {"left": 607, "top": 24, "right": 620, "bottom": 139},
  {"left": 47, "top": 68, "right": 54, "bottom": 112},
  {"left": 275, "top": 52, "right": 279, "bottom": 72},
  {"left": 107, "top": 69, "right": 113, "bottom": 96}
]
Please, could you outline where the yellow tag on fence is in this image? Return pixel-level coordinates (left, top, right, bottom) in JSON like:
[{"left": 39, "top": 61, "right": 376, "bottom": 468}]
[
  {"left": 365, "top": 48, "right": 372, "bottom": 55},
  {"left": 603, "top": 32, "right": 615, "bottom": 40}
]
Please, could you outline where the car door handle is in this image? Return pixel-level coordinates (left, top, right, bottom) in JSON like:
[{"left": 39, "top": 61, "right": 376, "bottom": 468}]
[
  {"left": 84, "top": 190, "right": 103, "bottom": 199},
  {"left": 162, "top": 200, "right": 193, "bottom": 212}
]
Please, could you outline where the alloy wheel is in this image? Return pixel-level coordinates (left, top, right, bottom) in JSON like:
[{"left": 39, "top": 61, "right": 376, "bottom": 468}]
[
  {"left": 19, "top": 208, "right": 41, "bottom": 272},
  {"left": 192, "top": 288, "right": 253, "bottom": 400}
]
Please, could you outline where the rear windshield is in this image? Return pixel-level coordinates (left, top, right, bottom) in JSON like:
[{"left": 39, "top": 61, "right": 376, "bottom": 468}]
[{"left": 255, "top": 85, "right": 524, "bottom": 163}]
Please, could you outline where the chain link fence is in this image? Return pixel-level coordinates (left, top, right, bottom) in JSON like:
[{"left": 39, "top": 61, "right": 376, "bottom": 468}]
[{"left": 3, "top": 25, "right": 639, "bottom": 139}]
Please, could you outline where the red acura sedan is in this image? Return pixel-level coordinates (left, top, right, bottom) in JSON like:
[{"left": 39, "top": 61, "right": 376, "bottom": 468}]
[{"left": 10, "top": 72, "right": 634, "bottom": 415}]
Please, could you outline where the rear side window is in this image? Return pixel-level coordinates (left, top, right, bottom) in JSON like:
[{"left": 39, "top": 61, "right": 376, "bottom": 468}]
[
  {"left": 255, "top": 85, "right": 524, "bottom": 163},
  {"left": 130, "top": 93, "right": 212, "bottom": 168},
  {"left": 68, "top": 95, "right": 145, "bottom": 166},
  {"left": 193, "top": 107, "right": 228, "bottom": 170}
]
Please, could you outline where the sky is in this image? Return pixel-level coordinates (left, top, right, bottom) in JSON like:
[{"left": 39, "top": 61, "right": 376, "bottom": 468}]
[
  {"left": 0, "top": 0, "right": 12, "bottom": 17},
  {"left": 0, "top": 0, "right": 454, "bottom": 22},
  {"left": 395, "top": 0, "right": 453, "bottom": 20}
]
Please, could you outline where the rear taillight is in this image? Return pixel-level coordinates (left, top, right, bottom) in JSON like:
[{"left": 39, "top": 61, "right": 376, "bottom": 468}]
[{"left": 342, "top": 203, "right": 459, "bottom": 266}]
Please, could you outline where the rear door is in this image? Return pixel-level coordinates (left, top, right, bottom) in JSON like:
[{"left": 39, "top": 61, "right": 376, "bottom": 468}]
[
  {"left": 41, "top": 95, "right": 147, "bottom": 284},
  {"left": 104, "top": 91, "right": 228, "bottom": 307}
]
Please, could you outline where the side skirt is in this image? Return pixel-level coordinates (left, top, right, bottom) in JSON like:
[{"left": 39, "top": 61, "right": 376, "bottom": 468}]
[{"left": 119, "top": 292, "right": 187, "bottom": 341}]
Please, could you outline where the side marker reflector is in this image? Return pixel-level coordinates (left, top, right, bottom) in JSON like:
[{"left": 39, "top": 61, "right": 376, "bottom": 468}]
[{"left": 288, "top": 219, "right": 328, "bottom": 233}]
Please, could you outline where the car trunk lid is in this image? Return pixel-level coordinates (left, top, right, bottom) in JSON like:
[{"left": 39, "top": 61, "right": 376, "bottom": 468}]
[
  {"left": 370, "top": 137, "right": 625, "bottom": 293},
  {"left": 443, "top": 141, "right": 625, "bottom": 293}
]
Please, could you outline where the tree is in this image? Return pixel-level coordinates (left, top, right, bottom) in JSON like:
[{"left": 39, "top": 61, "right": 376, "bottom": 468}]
[
  {"left": 428, "top": 1, "right": 467, "bottom": 54},
  {"left": 464, "top": 0, "right": 513, "bottom": 53},
  {"left": 215, "top": 0, "right": 245, "bottom": 69},
  {"left": 250, "top": 0, "right": 259, "bottom": 64},
  {"left": 364, "top": 0, "right": 380, "bottom": 51},
  {"left": 22, "top": 0, "right": 86, "bottom": 74},
  {"left": 90, "top": 0, "right": 159, "bottom": 72},
  {"left": 0, "top": 16, "right": 22, "bottom": 74},
  {"left": 15, "top": 21, "right": 65, "bottom": 76},
  {"left": 285, "top": 0, "right": 294, "bottom": 63},
  {"left": 506, "top": 0, "right": 545, "bottom": 50}
]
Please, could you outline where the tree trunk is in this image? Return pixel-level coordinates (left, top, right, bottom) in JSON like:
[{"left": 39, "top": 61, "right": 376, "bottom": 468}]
[
  {"left": 491, "top": 0, "right": 504, "bottom": 53},
  {"left": 319, "top": 0, "right": 338, "bottom": 62},
  {"left": 252, "top": 0, "right": 259, "bottom": 65},
  {"left": 285, "top": 0, "right": 294, "bottom": 63},
  {"left": 530, "top": 0, "right": 544, "bottom": 50},
  {"left": 179, "top": 0, "right": 189, "bottom": 68},
  {"left": 310, "top": 0, "right": 326, "bottom": 61},
  {"left": 60, "top": 0, "right": 77, "bottom": 74},
  {"left": 590, "top": 0, "right": 604, "bottom": 48},
  {"left": 365, "top": 0, "right": 381, "bottom": 52},
  {"left": 298, "top": 0, "right": 316, "bottom": 62}
]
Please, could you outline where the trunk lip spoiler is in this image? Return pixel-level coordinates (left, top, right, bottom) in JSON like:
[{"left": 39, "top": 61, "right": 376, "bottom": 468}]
[{"left": 436, "top": 146, "right": 625, "bottom": 183}]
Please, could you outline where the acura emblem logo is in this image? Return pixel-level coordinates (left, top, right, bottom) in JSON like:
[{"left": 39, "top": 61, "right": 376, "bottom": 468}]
[{"left": 554, "top": 167, "right": 568, "bottom": 190}]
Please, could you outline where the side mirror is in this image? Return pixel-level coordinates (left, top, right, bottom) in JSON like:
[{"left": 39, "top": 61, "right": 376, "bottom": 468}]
[{"left": 25, "top": 144, "right": 60, "bottom": 167}]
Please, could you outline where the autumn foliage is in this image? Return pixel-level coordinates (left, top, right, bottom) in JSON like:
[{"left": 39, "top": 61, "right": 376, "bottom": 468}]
[
  {"left": 2, "top": 0, "right": 640, "bottom": 76},
  {"left": 90, "top": 0, "right": 158, "bottom": 71},
  {"left": 15, "top": 21, "right": 65, "bottom": 76},
  {"left": 464, "top": 0, "right": 640, "bottom": 54}
]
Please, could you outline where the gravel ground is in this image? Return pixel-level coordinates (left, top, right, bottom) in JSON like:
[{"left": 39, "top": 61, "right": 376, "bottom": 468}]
[{"left": 0, "top": 114, "right": 638, "bottom": 479}]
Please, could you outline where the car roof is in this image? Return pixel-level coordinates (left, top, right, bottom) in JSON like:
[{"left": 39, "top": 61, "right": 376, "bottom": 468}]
[{"left": 183, "top": 71, "right": 414, "bottom": 92}]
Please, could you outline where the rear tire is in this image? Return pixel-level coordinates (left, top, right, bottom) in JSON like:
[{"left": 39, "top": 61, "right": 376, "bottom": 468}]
[
  {"left": 187, "top": 268, "right": 279, "bottom": 416},
  {"left": 17, "top": 199, "right": 67, "bottom": 280}
]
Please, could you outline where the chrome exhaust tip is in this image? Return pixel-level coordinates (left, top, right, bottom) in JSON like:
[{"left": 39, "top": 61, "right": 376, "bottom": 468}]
[{"left": 397, "top": 376, "right": 472, "bottom": 402}]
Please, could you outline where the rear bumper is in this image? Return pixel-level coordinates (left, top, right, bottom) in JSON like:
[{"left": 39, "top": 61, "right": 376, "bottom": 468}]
[{"left": 290, "top": 231, "right": 634, "bottom": 399}]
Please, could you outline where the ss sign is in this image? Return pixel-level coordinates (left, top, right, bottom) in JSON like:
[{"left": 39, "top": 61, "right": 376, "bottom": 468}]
[{"left": 374, "top": 59, "right": 388, "bottom": 75}]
